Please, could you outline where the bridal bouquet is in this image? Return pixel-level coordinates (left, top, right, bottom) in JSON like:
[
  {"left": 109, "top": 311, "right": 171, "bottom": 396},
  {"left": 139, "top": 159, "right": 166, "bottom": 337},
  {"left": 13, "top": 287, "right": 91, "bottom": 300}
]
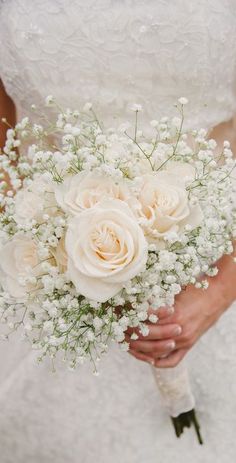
[{"left": 0, "top": 97, "right": 235, "bottom": 443}]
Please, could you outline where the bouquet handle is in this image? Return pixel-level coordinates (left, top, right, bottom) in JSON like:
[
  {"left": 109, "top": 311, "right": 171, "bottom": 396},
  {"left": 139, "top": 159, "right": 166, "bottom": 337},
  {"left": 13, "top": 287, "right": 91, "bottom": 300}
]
[
  {"left": 151, "top": 360, "right": 203, "bottom": 444},
  {"left": 151, "top": 360, "right": 195, "bottom": 417}
]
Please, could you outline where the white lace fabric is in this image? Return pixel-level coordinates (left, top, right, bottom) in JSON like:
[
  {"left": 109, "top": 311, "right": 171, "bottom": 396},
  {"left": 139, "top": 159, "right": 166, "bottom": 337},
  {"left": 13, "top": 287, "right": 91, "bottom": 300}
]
[
  {"left": 152, "top": 361, "right": 195, "bottom": 417},
  {"left": 0, "top": 1, "right": 236, "bottom": 462},
  {"left": 1, "top": 0, "right": 236, "bottom": 131}
]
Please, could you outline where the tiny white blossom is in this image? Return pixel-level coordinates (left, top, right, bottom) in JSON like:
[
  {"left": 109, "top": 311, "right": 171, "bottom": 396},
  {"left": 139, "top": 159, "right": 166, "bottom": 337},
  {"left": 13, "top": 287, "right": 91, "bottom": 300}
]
[
  {"left": 130, "top": 103, "right": 143, "bottom": 112},
  {"left": 139, "top": 324, "right": 149, "bottom": 337},
  {"left": 120, "top": 342, "right": 129, "bottom": 352},
  {"left": 45, "top": 95, "right": 54, "bottom": 106},
  {"left": 149, "top": 314, "right": 158, "bottom": 323},
  {"left": 43, "top": 321, "right": 54, "bottom": 334},
  {"left": 178, "top": 97, "right": 188, "bottom": 105},
  {"left": 83, "top": 102, "right": 92, "bottom": 112}
]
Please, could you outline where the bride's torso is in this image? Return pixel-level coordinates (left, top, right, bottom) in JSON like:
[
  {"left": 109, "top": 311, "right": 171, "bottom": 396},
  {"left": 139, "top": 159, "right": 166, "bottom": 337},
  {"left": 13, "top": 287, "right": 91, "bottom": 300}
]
[
  {"left": 1, "top": 4, "right": 236, "bottom": 462},
  {"left": 1, "top": 0, "right": 236, "bottom": 136}
]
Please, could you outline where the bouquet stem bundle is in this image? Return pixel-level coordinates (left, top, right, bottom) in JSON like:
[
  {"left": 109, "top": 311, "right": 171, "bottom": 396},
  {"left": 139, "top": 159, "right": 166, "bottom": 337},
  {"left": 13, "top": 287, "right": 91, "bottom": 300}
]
[{"left": 171, "top": 409, "right": 203, "bottom": 444}]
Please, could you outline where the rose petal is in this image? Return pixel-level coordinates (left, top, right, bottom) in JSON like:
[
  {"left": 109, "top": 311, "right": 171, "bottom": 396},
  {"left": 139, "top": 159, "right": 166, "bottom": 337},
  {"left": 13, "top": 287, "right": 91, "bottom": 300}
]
[{"left": 67, "top": 259, "right": 122, "bottom": 302}]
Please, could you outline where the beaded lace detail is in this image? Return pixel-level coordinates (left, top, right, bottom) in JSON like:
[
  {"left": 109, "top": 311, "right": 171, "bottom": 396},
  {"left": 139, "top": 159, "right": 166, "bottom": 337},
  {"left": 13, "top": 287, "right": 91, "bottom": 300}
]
[{"left": 1, "top": 0, "right": 236, "bottom": 130}]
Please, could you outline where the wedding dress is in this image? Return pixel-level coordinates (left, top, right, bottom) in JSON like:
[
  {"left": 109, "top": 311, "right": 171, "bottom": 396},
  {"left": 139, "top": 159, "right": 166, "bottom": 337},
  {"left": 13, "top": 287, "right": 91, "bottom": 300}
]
[{"left": 0, "top": 1, "right": 236, "bottom": 462}]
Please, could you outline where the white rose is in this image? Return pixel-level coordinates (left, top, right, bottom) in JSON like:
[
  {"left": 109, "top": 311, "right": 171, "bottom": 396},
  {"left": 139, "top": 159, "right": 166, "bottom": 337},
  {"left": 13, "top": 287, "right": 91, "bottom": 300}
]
[
  {"left": 54, "top": 172, "right": 130, "bottom": 216},
  {"left": 14, "top": 176, "right": 57, "bottom": 224},
  {"left": 65, "top": 199, "right": 148, "bottom": 302},
  {"left": 137, "top": 163, "right": 202, "bottom": 239},
  {"left": 0, "top": 235, "right": 39, "bottom": 299}
]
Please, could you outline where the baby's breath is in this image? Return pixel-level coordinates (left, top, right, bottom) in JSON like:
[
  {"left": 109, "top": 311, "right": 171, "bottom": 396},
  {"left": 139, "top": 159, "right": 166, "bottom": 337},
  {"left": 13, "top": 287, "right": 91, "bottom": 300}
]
[{"left": 0, "top": 98, "right": 235, "bottom": 372}]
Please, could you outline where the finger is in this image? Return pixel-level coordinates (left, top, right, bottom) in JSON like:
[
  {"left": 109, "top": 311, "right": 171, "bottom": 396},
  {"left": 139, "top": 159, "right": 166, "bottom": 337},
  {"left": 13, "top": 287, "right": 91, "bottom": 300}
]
[
  {"left": 126, "top": 323, "right": 182, "bottom": 341},
  {"left": 154, "top": 349, "right": 187, "bottom": 368},
  {"left": 128, "top": 339, "right": 176, "bottom": 356},
  {"left": 148, "top": 306, "right": 175, "bottom": 320},
  {"left": 129, "top": 349, "right": 155, "bottom": 365},
  {"left": 157, "top": 311, "right": 180, "bottom": 325},
  {"left": 173, "top": 333, "right": 197, "bottom": 351},
  {"left": 126, "top": 308, "right": 176, "bottom": 337}
]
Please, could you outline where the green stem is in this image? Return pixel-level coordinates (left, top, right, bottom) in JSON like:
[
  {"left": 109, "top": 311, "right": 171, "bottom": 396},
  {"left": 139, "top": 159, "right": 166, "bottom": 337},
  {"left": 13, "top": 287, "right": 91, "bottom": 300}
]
[{"left": 171, "top": 409, "right": 203, "bottom": 445}]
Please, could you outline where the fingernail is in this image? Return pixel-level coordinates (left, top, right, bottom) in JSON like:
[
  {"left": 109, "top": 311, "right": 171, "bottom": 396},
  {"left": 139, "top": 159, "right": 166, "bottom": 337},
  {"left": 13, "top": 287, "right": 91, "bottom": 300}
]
[
  {"left": 159, "top": 353, "right": 169, "bottom": 359},
  {"left": 173, "top": 326, "right": 182, "bottom": 336},
  {"left": 166, "top": 341, "right": 176, "bottom": 350},
  {"left": 148, "top": 359, "right": 155, "bottom": 366}
]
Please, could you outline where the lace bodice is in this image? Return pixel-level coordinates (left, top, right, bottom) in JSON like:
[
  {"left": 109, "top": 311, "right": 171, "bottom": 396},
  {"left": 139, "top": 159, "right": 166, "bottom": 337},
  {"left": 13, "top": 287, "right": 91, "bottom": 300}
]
[{"left": 1, "top": 0, "right": 236, "bottom": 130}]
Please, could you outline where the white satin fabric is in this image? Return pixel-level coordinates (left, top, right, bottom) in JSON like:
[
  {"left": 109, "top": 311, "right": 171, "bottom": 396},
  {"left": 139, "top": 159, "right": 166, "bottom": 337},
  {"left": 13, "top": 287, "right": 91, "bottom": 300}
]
[{"left": 0, "top": 1, "right": 236, "bottom": 462}]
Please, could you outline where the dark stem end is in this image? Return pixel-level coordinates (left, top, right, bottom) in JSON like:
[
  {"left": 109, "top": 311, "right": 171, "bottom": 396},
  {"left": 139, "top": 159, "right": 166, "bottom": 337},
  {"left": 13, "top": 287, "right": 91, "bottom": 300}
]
[{"left": 171, "top": 409, "right": 203, "bottom": 445}]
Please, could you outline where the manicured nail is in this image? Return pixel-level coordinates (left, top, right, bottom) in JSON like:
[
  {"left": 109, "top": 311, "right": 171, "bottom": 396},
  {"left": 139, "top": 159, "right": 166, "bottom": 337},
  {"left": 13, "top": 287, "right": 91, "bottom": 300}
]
[
  {"left": 173, "top": 325, "right": 182, "bottom": 336},
  {"left": 166, "top": 340, "right": 176, "bottom": 350},
  {"left": 148, "top": 359, "right": 155, "bottom": 366},
  {"left": 159, "top": 353, "right": 169, "bottom": 359}
]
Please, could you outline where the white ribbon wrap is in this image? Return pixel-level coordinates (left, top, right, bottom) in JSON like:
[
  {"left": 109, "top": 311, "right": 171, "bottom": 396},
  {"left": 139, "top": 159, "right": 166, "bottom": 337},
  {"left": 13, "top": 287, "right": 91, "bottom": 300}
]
[{"left": 151, "top": 360, "right": 195, "bottom": 417}]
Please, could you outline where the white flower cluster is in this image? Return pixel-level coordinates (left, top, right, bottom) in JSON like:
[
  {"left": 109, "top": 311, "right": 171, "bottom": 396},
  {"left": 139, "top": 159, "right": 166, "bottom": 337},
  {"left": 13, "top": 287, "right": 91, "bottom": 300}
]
[{"left": 0, "top": 98, "right": 235, "bottom": 372}]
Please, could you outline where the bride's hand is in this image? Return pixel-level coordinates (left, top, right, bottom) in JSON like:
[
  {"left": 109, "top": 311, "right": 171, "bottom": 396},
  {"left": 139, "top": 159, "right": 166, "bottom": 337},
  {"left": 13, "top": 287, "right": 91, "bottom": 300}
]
[
  {"left": 126, "top": 306, "right": 183, "bottom": 365},
  {"left": 127, "top": 251, "right": 236, "bottom": 368}
]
